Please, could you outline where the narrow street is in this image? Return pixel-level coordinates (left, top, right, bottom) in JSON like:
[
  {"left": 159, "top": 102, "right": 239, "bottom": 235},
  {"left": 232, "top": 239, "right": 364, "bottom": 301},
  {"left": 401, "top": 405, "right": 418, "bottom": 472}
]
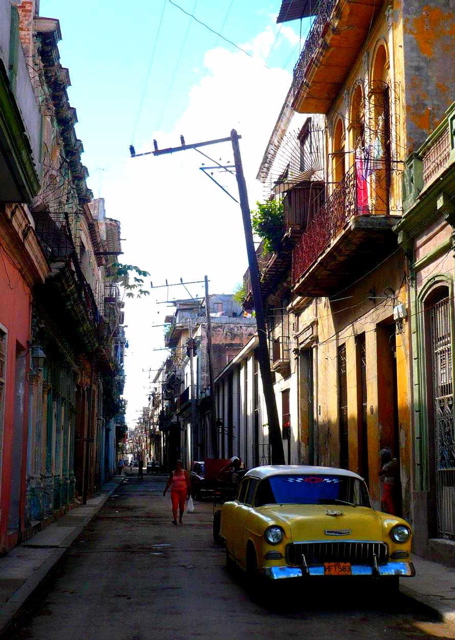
[{"left": 7, "top": 473, "right": 451, "bottom": 640}]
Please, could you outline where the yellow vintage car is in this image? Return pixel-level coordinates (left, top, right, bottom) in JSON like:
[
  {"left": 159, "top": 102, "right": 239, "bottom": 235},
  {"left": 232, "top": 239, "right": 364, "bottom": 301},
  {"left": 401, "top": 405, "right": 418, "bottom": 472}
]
[{"left": 218, "top": 465, "right": 415, "bottom": 585}]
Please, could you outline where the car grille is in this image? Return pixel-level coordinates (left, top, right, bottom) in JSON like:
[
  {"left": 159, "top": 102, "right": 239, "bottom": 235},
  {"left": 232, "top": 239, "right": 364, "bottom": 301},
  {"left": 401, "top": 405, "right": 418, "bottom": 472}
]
[{"left": 286, "top": 541, "right": 389, "bottom": 566}]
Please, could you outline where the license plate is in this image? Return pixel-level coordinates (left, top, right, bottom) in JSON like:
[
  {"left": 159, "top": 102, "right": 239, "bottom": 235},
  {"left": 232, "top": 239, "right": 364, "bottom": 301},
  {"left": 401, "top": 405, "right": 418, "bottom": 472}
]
[{"left": 324, "top": 562, "right": 352, "bottom": 576}]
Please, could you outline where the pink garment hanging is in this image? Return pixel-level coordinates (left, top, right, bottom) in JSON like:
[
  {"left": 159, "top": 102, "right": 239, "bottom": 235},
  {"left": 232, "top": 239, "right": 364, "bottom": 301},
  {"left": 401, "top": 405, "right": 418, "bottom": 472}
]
[{"left": 355, "top": 149, "right": 370, "bottom": 214}]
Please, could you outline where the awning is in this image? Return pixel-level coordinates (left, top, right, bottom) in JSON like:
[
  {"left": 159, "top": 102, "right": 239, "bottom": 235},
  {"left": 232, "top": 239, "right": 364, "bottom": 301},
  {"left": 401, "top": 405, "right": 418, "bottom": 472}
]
[{"left": 276, "top": 0, "right": 318, "bottom": 22}]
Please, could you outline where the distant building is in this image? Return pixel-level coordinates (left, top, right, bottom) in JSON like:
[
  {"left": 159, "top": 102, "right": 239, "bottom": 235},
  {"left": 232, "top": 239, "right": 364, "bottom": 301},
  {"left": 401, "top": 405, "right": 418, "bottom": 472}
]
[{"left": 156, "top": 295, "right": 256, "bottom": 469}]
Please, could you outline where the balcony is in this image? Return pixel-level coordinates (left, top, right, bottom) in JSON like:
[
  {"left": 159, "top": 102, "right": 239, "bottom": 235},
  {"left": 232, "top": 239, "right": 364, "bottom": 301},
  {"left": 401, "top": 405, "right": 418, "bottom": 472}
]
[
  {"left": 422, "top": 125, "right": 451, "bottom": 189},
  {"left": 271, "top": 336, "right": 291, "bottom": 377},
  {"left": 244, "top": 183, "right": 325, "bottom": 306},
  {"left": 284, "top": 181, "right": 325, "bottom": 239},
  {"left": 291, "top": 0, "right": 384, "bottom": 113},
  {"left": 177, "top": 386, "right": 191, "bottom": 411},
  {"left": 104, "top": 284, "right": 120, "bottom": 304},
  {"left": 34, "top": 211, "right": 74, "bottom": 261},
  {"left": 292, "top": 161, "right": 399, "bottom": 296}
]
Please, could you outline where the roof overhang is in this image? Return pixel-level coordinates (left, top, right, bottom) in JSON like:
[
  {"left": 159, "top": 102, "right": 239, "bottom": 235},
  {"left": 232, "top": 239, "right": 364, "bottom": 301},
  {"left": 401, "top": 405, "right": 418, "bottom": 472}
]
[{"left": 277, "top": 0, "right": 317, "bottom": 23}]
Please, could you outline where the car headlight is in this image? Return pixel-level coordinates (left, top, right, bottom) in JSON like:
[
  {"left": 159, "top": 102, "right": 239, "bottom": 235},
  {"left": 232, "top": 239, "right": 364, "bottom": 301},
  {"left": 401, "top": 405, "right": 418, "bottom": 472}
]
[
  {"left": 264, "top": 526, "right": 284, "bottom": 545},
  {"left": 390, "top": 525, "right": 411, "bottom": 543}
]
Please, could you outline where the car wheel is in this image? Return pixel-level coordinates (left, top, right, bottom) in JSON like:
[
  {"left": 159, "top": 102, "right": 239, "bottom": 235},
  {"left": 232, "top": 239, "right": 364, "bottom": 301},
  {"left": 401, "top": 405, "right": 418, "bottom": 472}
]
[{"left": 213, "top": 510, "right": 223, "bottom": 544}]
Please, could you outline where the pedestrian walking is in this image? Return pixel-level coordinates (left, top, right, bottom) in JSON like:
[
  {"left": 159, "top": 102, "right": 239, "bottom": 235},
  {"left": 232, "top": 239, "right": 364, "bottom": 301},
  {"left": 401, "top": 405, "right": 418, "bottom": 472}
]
[
  {"left": 117, "top": 458, "right": 125, "bottom": 475},
  {"left": 163, "top": 460, "right": 191, "bottom": 525},
  {"left": 138, "top": 452, "right": 144, "bottom": 480}
]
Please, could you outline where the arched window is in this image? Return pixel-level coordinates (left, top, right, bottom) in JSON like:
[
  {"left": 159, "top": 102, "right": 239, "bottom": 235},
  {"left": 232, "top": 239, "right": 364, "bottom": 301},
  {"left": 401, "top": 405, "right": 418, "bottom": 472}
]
[
  {"left": 333, "top": 119, "right": 346, "bottom": 184},
  {"left": 350, "top": 83, "right": 365, "bottom": 154},
  {"left": 369, "top": 43, "right": 391, "bottom": 214}
]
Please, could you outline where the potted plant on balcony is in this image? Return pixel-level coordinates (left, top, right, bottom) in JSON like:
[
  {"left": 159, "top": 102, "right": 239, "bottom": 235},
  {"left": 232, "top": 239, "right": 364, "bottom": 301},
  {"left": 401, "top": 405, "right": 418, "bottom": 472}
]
[{"left": 251, "top": 199, "right": 284, "bottom": 254}]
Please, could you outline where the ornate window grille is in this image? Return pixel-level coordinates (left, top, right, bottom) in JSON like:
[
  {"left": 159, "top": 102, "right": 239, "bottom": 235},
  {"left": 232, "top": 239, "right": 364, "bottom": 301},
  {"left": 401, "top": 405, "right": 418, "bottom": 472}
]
[{"left": 429, "top": 294, "right": 455, "bottom": 540}]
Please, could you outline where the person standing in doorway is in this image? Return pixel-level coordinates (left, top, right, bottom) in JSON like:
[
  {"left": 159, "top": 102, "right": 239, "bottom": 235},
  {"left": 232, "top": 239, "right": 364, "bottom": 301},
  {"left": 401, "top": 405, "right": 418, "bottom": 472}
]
[
  {"left": 379, "top": 447, "right": 399, "bottom": 515},
  {"left": 163, "top": 461, "right": 191, "bottom": 525}
]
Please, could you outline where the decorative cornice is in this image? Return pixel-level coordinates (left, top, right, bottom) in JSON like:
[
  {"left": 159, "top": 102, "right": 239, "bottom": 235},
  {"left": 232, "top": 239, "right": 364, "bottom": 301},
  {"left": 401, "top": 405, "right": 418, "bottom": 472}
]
[{"left": 0, "top": 63, "right": 40, "bottom": 201}]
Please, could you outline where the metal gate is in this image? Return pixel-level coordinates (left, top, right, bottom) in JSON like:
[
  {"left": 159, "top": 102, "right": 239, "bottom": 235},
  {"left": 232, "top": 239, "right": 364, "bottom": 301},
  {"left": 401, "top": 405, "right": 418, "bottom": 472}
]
[{"left": 430, "top": 296, "right": 455, "bottom": 539}]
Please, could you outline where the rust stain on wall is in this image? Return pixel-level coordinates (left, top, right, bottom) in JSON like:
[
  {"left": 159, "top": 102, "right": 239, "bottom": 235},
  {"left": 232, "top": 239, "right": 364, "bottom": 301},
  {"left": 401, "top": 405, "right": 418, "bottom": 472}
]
[
  {"left": 406, "top": 104, "right": 431, "bottom": 135},
  {"left": 405, "top": 6, "right": 455, "bottom": 57},
  {"left": 436, "top": 82, "right": 449, "bottom": 96}
]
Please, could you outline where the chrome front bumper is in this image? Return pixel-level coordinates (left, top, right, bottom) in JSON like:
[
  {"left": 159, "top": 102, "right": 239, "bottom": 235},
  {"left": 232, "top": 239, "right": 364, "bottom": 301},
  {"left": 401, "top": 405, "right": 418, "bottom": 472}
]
[{"left": 263, "top": 562, "right": 415, "bottom": 580}]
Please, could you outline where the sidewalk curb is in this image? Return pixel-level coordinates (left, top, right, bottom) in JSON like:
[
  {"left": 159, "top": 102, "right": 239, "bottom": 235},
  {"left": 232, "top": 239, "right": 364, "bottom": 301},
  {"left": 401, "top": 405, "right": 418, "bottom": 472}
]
[
  {"left": 0, "top": 478, "right": 123, "bottom": 638},
  {"left": 400, "top": 584, "right": 455, "bottom": 626}
]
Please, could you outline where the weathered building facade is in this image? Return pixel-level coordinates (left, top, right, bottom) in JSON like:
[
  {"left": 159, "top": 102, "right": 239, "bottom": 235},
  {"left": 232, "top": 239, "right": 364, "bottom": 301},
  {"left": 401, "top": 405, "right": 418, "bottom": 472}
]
[
  {"left": 234, "top": 0, "right": 454, "bottom": 558},
  {"left": 396, "top": 102, "right": 455, "bottom": 565},
  {"left": 0, "top": 0, "right": 125, "bottom": 553}
]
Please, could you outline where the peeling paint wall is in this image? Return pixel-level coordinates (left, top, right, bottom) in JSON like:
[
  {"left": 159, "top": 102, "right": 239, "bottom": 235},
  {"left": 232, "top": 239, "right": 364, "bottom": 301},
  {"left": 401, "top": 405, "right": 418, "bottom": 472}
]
[{"left": 402, "top": 0, "right": 455, "bottom": 152}]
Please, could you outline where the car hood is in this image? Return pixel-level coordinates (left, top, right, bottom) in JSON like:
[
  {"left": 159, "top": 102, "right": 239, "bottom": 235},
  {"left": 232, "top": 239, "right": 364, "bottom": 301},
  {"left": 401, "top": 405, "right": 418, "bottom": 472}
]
[{"left": 259, "top": 504, "right": 391, "bottom": 541}]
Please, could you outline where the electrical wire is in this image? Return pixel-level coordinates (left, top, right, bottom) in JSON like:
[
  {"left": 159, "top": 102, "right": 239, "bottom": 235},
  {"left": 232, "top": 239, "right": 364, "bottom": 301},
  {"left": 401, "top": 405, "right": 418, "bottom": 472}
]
[
  {"left": 213, "top": 0, "right": 235, "bottom": 48},
  {"left": 131, "top": 0, "right": 168, "bottom": 146},
  {"left": 157, "top": 0, "right": 200, "bottom": 132},
  {"left": 168, "top": 0, "right": 257, "bottom": 62}
]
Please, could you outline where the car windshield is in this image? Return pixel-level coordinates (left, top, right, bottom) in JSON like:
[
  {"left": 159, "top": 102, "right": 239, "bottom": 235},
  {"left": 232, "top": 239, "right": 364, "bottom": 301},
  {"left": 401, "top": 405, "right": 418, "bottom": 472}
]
[{"left": 255, "top": 475, "right": 370, "bottom": 507}]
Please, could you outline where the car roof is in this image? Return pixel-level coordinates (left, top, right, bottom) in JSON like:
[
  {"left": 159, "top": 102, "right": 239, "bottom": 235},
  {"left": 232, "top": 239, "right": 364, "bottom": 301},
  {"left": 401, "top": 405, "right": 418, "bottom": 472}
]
[{"left": 244, "top": 465, "right": 363, "bottom": 481}]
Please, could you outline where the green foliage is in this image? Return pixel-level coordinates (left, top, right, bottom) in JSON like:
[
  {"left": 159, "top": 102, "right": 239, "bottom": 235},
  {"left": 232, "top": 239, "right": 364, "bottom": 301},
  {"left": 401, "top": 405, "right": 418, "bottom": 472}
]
[
  {"left": 112, "top": 263, "right": 150, "bottom": 298},
  {"left": 232, "top": 282, "right": 246, "bottom": 305},
  {"left": 251, "top": 199, "right": 284, "bottom": 254}
]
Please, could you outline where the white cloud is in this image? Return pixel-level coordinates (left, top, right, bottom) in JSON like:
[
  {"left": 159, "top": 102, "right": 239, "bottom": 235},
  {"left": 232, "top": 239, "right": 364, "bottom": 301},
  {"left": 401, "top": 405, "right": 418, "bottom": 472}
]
[{"left": 105, "top": 28, "right": 292, "bottom": 426}]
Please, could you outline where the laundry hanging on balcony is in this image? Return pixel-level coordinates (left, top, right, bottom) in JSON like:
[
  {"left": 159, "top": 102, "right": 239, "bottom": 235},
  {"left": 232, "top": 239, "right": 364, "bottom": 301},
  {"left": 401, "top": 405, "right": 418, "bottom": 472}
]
[{"left": 355, "top": 148, "right": 370, "bottom": 215}]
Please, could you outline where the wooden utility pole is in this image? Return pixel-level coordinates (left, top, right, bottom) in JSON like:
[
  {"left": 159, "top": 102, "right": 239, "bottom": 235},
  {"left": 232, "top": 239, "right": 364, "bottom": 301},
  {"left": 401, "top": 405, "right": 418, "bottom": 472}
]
[
  {"left": 230, "top": 130, "right": 285, "bottom": 465},
  {"left": 135, "top": 132, "right": 285, "bottom": 465},
  {"left": 204, "top": 275, "right": 218, "bottom": 458}
]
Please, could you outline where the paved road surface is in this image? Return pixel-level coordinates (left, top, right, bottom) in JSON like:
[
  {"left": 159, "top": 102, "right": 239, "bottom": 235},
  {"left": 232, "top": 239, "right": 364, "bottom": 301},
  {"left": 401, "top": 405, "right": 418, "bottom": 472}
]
[{"left": 8, "top": 473, "right": 454, "bottom": 640}]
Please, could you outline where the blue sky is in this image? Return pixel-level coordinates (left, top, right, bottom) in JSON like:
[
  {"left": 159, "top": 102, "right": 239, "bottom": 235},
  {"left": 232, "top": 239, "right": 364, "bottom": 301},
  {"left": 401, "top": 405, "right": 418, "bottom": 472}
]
[{"left": 39, "top": 0, "right": 304, "bottom": 425}]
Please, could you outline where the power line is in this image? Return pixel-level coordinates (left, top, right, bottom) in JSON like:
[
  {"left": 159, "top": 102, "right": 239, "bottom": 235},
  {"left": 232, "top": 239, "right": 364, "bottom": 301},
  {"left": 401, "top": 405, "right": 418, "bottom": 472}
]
[
  {"left": 131, "top": 0, "right": 168, "bottom": 145},
  {"left": 168, "top": 0, "right": 257, "bottom": 62},
  {"left": 213, "top": 0, "right": 235, "bottom": 48},
  {"left": 157, "top": 0, "right": 199, "bottom": 131}
]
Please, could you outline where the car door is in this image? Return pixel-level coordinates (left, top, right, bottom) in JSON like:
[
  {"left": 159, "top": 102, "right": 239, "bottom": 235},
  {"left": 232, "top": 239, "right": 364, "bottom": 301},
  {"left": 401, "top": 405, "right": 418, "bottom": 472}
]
[
  {"left": 223, "top": 478, "right": 248, "bottom": 559},
  {"left": 233, "top": 478, "right": 259, "bottom": 568}
]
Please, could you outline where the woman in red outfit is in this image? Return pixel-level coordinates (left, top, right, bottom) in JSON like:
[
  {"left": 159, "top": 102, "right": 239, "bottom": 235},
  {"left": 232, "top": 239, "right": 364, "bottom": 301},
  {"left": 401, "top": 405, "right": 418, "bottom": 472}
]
[{"left": 163, "top": 460, "right": 191, "bottom": 525}]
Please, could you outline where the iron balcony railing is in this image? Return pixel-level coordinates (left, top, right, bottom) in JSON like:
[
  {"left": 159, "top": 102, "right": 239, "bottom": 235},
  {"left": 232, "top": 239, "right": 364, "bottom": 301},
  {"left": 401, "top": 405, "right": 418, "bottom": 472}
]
[
  {"left": 422, "top": 124, "right": 451, "bottom": 188},
  {"left": 104, "top": 284, "right": 121, "bottom": 303},
  {"left": 292, "top": 0, "right": 336, "bottom": 97},
  {"left": 292, "top": 160, "right": 389, "bottom": 284},
  {"left": 243, "top": 241, "right": 273, "bottom": 298},
  {"left": 34, "top": 211, "right": 75, "bottom": 261}
]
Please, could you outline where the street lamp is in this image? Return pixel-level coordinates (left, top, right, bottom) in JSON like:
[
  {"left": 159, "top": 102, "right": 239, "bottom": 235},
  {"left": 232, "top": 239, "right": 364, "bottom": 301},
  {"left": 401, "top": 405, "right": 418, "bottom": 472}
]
[{"left": 31, "top": 345, "right": 46, "bottom": 370}]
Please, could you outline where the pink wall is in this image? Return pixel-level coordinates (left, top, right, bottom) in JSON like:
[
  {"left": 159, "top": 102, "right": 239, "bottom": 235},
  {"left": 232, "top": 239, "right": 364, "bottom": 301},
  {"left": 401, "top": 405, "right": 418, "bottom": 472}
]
[{"left": 0, "top": 243, "right": 32, "bottom": 551}]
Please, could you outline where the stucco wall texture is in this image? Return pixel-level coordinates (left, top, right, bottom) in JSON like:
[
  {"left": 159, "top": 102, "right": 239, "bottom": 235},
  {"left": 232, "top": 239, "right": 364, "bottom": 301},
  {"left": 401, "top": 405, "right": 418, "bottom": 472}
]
[{"left": 402, "top": 0, "right": 455, "bottom": 152}]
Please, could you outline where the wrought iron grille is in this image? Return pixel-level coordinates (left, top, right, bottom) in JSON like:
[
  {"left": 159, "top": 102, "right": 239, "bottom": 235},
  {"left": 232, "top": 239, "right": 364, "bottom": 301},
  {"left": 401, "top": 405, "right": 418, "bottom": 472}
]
[
  {"left": 292, "top": 159, "right": 389, "bottom": 283},
  {"left": 286, "top": 541, "right": 389, "bottom": 566},
  {"left": 423, "top": 125, "right": 451, "bottom": 188},
  {"left": 292, "top": 0, "right": 336, "bottom": 96},
  {"left": 34, "top": 211, "right": 75, "bottom": 260},
  {"left": 243, "top": 241, "right": 273, "bottom": 297},
  {"left": 430, "top": 296, "right": 455, "bottom": 540}
]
